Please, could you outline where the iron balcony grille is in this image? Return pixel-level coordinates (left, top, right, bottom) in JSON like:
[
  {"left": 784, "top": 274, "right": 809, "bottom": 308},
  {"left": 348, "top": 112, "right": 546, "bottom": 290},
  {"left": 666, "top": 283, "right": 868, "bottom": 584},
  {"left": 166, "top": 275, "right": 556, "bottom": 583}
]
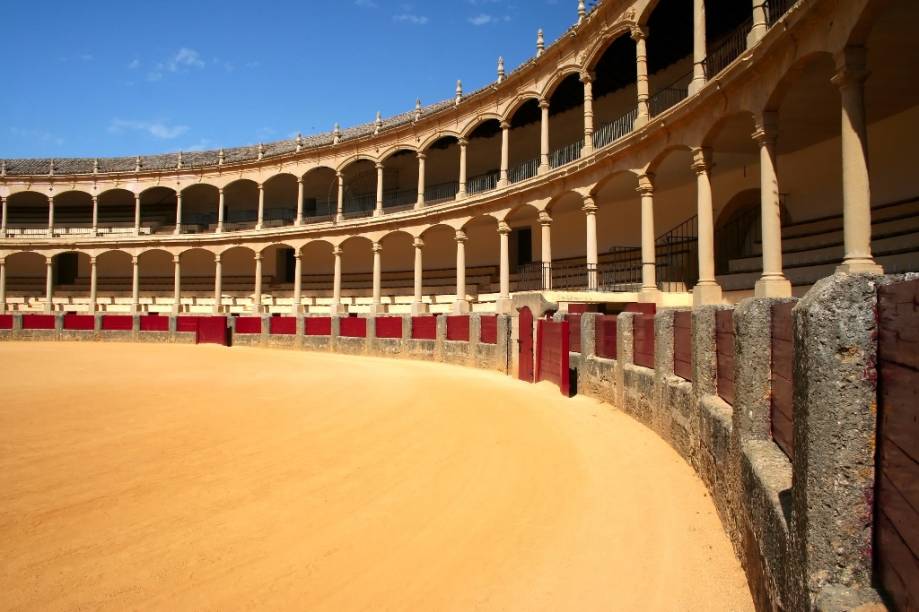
[
  {"left": 509, "top": 158, "right": 539, "bottom": 184},
  {"left": 765, "top": 0, "right": 795, "bottom": 26},
  {"left": 550, "top": 140, "right": 584, "bottom": 169},
  {"left": 704, "top": 18, "right": 753, "bottom": 80},
  {"left": 425, "top": 180, "right": 459, "bottom": 204},
  {"left": 649, "top": 72, "right": 692, "bottom": 117},
  {"left": 593, "top": 108, "right": 637, "bottom": 149},
  {"left": 467, "top": 171, "right": 500, "bottom": 195}
]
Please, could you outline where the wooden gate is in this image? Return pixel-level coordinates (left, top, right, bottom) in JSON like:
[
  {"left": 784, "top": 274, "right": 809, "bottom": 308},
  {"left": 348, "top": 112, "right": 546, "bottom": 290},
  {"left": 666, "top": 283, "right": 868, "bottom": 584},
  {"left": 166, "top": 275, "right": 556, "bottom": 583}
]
[
  {"left": 196, "top": 316, "right": 229, "bottom": 346},
  {"left": 518, "top": 306, "right": 534, "bottom": 383},
  {"left": 536, "top": 318, "right": 570, "bottom": 396},
  {"left": 875, "top": 278, "right": 919, "bottom": 610}
]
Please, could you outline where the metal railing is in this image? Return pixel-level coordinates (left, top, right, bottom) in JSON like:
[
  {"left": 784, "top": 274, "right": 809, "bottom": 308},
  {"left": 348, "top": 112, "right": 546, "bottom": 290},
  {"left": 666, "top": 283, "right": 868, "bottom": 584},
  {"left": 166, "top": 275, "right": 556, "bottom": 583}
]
[
  {"left": 655, "top": 215, "right": 699, "bottom": 292},
  {"left": 424, "top": 181, "right": 458, "bottom": 204},
  {"left": 765, "top": 0, "right": 795, "bottom": 26},
  {"left": 302, "top": 198, "right": 337, "bottom": 223},
  {"left": 593, "top": 108, "right": 637, "bottom": 149},
  {"left": 716, "top": 206, "right": 761, "bottom": 275},
  {"left": 383, "top": 189, "right": 417, "bottom": 209},
  {"left": 343, "top": 193, "right": 375, "bottom": 218},
  {"left": 704, "top": 18, "right": 753, "bottom": 79},
  {"left": 509, "top": 158, "right": 539, "bottom": 184},
  {"left": 649, "top": 71, "right": 692, "bottom": 117},
  {"left": 549, "top": 139, "right": 583, "bottom": 169},
  {"left": 467, "top": 170, "right": 500, "bottom": 195}
]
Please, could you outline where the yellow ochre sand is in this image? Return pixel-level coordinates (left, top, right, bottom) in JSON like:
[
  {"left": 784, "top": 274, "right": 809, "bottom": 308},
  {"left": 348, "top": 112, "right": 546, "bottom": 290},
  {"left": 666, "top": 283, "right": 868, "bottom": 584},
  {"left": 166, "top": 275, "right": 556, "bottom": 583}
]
[{"left": 0, "top": 342, "right": 753, "bottom": 611}]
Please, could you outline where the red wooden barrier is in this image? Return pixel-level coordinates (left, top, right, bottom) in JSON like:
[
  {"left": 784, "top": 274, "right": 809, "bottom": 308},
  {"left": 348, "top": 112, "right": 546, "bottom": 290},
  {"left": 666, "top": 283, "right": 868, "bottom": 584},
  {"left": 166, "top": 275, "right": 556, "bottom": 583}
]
[
  {"left": 340, "top": 317, "right": 366, "bottom": 338},
  {"left": 875, "top": 278, "right": 919, "bottom": 610},
  {"left": 412, "top": 316, "right": 437, "bottom": 340},
  {"left": 716, "top": 310, "right": 735, "bottom": 406},
  {"left": 536, "top": 319, "right": 570, "bottom": 396},
  {"left": 566, "top": 313, "right": 582, "bottom": 353},
  {"left": 480, "top": 315, "right": 498, "bottom": 344},
  {"left": 140, "top": 315, "right": 169, "bottom": 332},
  {"left": 197, "top": 316, "right": 228, "bottom": 345},
  {"left": 22, "top": 314, "right": 55, "bottom": 330},
  {"left": 176, "top": 316, "right": 199, "bottom": 334},
  {"left": 304, "top": 317, "right": 332, "bottom": 336},
  {"left": 0, "top": 314, "right": 13, "bottom": 330},
  {"left": 64, "top": 314, "right": 94, "bottom": 330},
  {"left": 595, "top": 315, "right": 618, "bottom": 360},
  {"left": 673, "top": 310, "right": 692, "bottom": 381},
  {"left": 633, "top": 313, "right": 655, "bottom": 369},
  {"left": 375, "top": 317, "right": 403, "bottom": 339},
  {"left": 102, "top": 315, "right": 133, "bottom": 331},
  {"left": 234, "top": 317, "right": 262, "bottom": 334},
  {"left": 771, "top": 302, "right": 795, "bottom": 459},
  {"left": 625, "top": 303, "right": 656, "bottom": 315},
  {"left": 269, "top": 316, "right": 297, "bottom": 335},
  {"left": 446, "top": 315, "right": 470, "bottom": 342},
  {"left": 518, "top": 307, "right": 534, "bottom": 383}
]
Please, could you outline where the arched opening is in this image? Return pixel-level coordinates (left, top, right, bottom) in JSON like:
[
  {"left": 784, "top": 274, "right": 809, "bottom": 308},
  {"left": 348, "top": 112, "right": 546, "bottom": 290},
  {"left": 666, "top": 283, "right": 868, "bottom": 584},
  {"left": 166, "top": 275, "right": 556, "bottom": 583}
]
[
  {"left": 5, "top": 192, "right": 49, "bottom": 237},
  {"left": 53, "top": 191, "right": 93, "bottom": 236},
  {"left": 139, "top": 187, "right": 178, "bottom": 235},
  {"left": 341, "top": 159, "right": 377, "bottom": 219},
  {"left": 97, "top": 189, "right": 136, "bottom": 235},
  {"left": 258, "top": 244, "right": 296, "bottom": 312},
  {"left": 420, "top": 224, "right": 458, "bottom": 310},
  {"left": 465, "top": 120, "right": 501, "bottom": 195},
  {"left": 223, "top": 179, "right": 259, "bottom": 231},
  {"left": 300, "top": 241, "right": 334, "bottom": 311},
  {"left": 379, "top": 231, "right": 415, "bottom": 308},
  {"left": 339, "top": 237, "right": 373, "bottom": 311},
  {"left": 423, "top": 137, "right": 460, "bottom": 204},
  {"left": 546, "top": 192, "right": 589, "bottom": 290},
  {"left": 547, "top": 73, "right": 585, "bottom": 168},
  {"left": 220, "top": 247, "right": 255, "bottom": 313},
  {"left": 507, "top": 99, "right": 541, "bottom": 183},
  {"left": 645, "top": 1, "right": 693, "bottom": 116},
  {"left": 463, "top": 216, "right": 500, "bottom": 306},
  {"left": 5, "top": 251, "right": 46, "bottom": 310},
  {"left": 138, "top": 249, "right": 174, "bottom": 312},
  {"left": 590, "top": 35, "right": 638, "bottom": 148},
  {"left": 648, "top": 147, "right": 699, "bottom": 293},
  {"left": 263, "top": 174, "right": 298, "bottom": 228},
  {"left": 178, "top": 249, "right": 217, "bottom": 310},
  {"left": 180, "top": 184, "right": 219, "bottom": 234},
  {"left": 593, "top": 172, "right": 644, "bottom": 291},
  {"left": 96, "top": 250, "right": 133, "bottom": 310},
  {"left": 50, "top": 251, "right": 92, "bottom": 311},
  {"left": 703, "top": 0, "right": 757, "bottom": 79},
  {"left": 380, "top": 150, "right": 419, "bottom": 212},
  {"left": 505, "top": 205, "right": 541, "bottom": 291},
  {"left": 300, "top": 167, "right": 338, "bottom": 223}
]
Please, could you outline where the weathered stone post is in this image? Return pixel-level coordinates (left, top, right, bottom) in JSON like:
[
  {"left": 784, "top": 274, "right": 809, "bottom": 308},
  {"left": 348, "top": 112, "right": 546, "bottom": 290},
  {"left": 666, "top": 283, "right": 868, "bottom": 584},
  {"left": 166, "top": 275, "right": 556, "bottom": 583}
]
[
  {"left": 435, "top": 315, "right": 446, "bottom": 363},
  {"left": 468, "top": 313, "right": 481, "bottom": 367},
  {"left": 496, "top": 314, "right": 511, "bottom": 374},
  {"left": 615, "top": 312, "right": 635, "bottom": 411}
]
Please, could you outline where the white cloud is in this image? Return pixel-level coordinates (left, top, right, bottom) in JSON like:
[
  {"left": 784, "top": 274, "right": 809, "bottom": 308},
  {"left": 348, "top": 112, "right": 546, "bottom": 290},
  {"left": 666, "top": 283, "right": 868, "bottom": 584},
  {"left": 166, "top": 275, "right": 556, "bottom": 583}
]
[
  {"left": 147, "top": 47, "right": 206, "bottom": 81},
  {"left": 108, "top": 119, "right": 189, "bottom": 140},
  {"left": 468, "top": 13, "right": 511, "bottom": 25},
  {"left": 393, "top": 13, "right": 429, "bottom": 24}
]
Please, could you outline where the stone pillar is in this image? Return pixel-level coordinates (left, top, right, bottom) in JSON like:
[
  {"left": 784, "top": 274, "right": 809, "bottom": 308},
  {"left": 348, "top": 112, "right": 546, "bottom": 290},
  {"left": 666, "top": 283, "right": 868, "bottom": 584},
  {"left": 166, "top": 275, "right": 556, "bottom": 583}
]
[
  {"left": 0, "top": 258, "right": 6, "bottom": 312},
  {"left": 131, "top": 255, "right": 140, "bottom": 314},
  {"left": 692, "top": 147, "right": 722, "bottom": 306},
  {"left": 213, "top": 254, "right": 222, "bottom": 314},
  {"left": 292, "top": 252, "right": 302, "bottom": 315},
  {"left": 457, "top": 139, "right": 468, "bottom": 199},
  {"left": 217, "top": 188, "right": 225, "bottom": 233},
  {"left": 172, "top": 255, "right": 181, "bottom": 314},
  {"left": 632, "top": 27, "right": 650, "bottom": 128},
  {"left": 753, "top": 113, "right": 792, "bottom": 297},
  {"left": 295, "top": 178, "right": 304, "bottom": 225},
  {"left": 412, "top": 237, "right": 428, "bottom": 315},
  {"left": 134, "top": 193, "right": 141, "bottom": 235},
  {"left": 497, "top": 222, "right": 512, "bottom": 313},
  {"left": 253, "top": 252, "right": 263, "bottom": 314},
  {"left": 89, "top": 256, "right": 98, "bottom": 313},
  {"left": 453, "top": 230, "right": 471, "bottom": 313},
  {"left": 90, "top": 195, "right": 99, "bottom": 235},
  {"left": 638, "top": 173, "right": 660, "bottom": 302},
  {"left": 749, "top": 0, "right": 768, "bottom": 46},
  {"left": 374, "top": 162, "right": 385, "bottom": 216},
  {"left": 539, "top": 99, "right": 551, "bottom": 174},
  {"left": 583, "top": 196, "right": 599, "bottom": 291},
  {"left": 45, "top": 255, "right": 54, "bottom": 312},
  {"left": 1, "top": 196, "right": 6, "bottom": 236},
  {"left": 336, "top": 172, "right": 344, "bottom": 222},
  {"left": 582, "top": 73, "right": 594, "bottom": 155},
  {"left": 371, "top": 242, "right": 384, "bottom": 314},
  {"left": 256, "top": 183, "right": 265, "bottom": 229},
  {"left": 539, "top": 211, "right": 553, "bottom": 290},
  {"left": 832, "top": 48, "right": 883, "bottom": 274},
  {"left": 499, "top": 122, "right": 510, "bottom": 187},
  {"left": 174, "top": 191, "right": 182, "bottom": 235},
  {"left": 688, "top": 0, "right": 707, "bottom": 95},
  {"left": 331, "top": 246, "right": 345, "bottom": 314},
  {"left": 48, "top": 195, "right": 55, "bottom": 236},
  {"left": 416, "top": 153, "right": 426, "bottom": 209}
]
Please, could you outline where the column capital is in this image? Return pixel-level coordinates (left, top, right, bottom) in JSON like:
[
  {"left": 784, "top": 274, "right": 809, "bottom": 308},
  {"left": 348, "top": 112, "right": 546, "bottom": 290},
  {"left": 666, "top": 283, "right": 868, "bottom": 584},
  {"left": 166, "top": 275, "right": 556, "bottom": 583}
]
[
  {"left": 333, "top": 246, "right": 343, "bottom": 256},
  {"left": 630, "top": 25, "right": 649, "bottom": 41},
  {"left": 455, "top": 229, "right": 468, "bottom": 243},
  {"left": 46, "top": 255, "right": 54, "bottom": 264},
  {"left": 375, "top": 162, "right": 385, "bottom": 170},
  {"left": 413, "top": 237, "right": 425, "bottom": 249},
  {"left": 831, "top": 46, "right": 869, "bottom": 89},
  {"left": 500, "top": 121, "right": 511, "bottom": 130},
  {"left": 253, "top": 252, "right": 263, "bottom": 261},
  {"left": 538, "top": 211, "right": 552, "bottom": 226},
  {"left": 372, "top": 242, "right": 383, "bottom": 253},
  {"left": 637, "top": 173, "right": 655, "bottom": 195},
  {"left": 172, "top": 255, "right": 180, "bottom": 264},
  {"left": 458, "top": 137, "right": 469, "bottom": 147},
  {"left": 579, "top": 70, "right": 595, "bottom": 84},
  {"left": 257, "top": 182, "right": 264, "bottom": 191},
  {"left": 538, "top": 99, "right": 550, "bottom": 110},
  {"left": 218, "top": 187, "right": 224, "bottom": 195},
  {"left": 581, "top": 196, "right": 598, "bottom": 214},
  {"left": 131, "top": 255, "right": 139, "bottom": 265},
  {"left": 214, "top": 253, "right": 222, "bottom": 263},
  {"left": 90, "top": 256, "right": 98, "bottom": 265},
  {"left": 498, "top": 221, "right": 512, "bottom": 235},
  {"left": 752, "top": 112, "right": 779, "bottom": 147},
  {"left": 293, "top": 250, "right": 302, "bottom": 260},
  {"left": 691, "top": 147, "right": 714, "bottom": 174},
  {"left": 417, "top": 152, "right": 427, "bottom": 160}
]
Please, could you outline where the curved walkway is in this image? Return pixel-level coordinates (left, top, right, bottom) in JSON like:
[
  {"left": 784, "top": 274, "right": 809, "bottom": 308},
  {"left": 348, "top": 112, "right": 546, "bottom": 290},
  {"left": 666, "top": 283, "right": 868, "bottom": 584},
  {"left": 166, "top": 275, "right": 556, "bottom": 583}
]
[{"left": 0, "top": 343, "right": 753, "bottom": 611}]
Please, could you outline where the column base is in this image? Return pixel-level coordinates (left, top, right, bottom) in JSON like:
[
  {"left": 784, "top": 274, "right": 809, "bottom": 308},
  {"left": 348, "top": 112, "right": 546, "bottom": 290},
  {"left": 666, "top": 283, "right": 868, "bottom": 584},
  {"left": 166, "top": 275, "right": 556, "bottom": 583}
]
[
  {"left": 747, "top": 26, "right": 766, "bottom": 48},
  {"left": 456, "top": 191, "right": 467, "bottom": 200},
  {"left": 414, "top": 201, "right": 424, "bottom": 211},
  {"left": 688, "top": 77, "right": 706, "bottom": 96},
  {"left": 411, "top": 301, "right": 430, "bottom": 316},
  {"left": 255, "top": 224, "right": 263, "bottom": 231},
  {"left": 538, "top": 163, "right": 550, "bottom": 176},
  {"left": 330, "top": 301, "right": 349, "bottom": 315},
  {"left": 754, "top": 275, "right": 793, "bottom": 298},
  {"left": 452, "top": 299, "right": 471, "bottom": 314},
  {"left": 634, "top": 113, "right": 650, "bottom": 129},
  {"left": 373, "top": 208, "right": 383, "bottom": 218},
  {"left": 369, "top": 302, "right": 388, "bottom": 315},
  {"left": 497, "top": 178, "right": 508, "bottom": 189},
  {"left": 836, "top": 259, "right": 884, "bottom": 275},
  {"left": 638, "top": 287, "right": 661, "bottom": 304},
  {"left": 335, "top": 214, "right": 343, "bottom": 223},
  {"left": 495, "top": 297, "right": 514, "bottom": 314},
  {"left": 692, "top": 281, "right": 723, "bottom": 307}
]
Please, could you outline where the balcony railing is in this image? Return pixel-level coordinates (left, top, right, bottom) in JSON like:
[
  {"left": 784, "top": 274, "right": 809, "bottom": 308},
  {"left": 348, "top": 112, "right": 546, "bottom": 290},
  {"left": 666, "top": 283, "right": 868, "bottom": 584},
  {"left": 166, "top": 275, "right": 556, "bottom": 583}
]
[
  {"left": 765, "top": 0, "right": 795, "bottom": 26},
  {"left": 705, "top": 18, "right": 753, "bottom": 79},
  {"left": 467, "top": 170, "right": 500, "bottom": 195},
  {"left": 593, "top": 108, "right": 638, "bottom": 149},
  {"left": 649, "top": 71, "right": 692, "bottom": 117},
  {"left": 343, "top": 193, "right": 375, "bottom": 218},
  {"left": 550, "top": 140, "right": 583, "bottom": 169},
  {"left": 383, "top": 189, "right": 417, "bottom": 210},
  {"left": 424, "top": 181, "right": 458, "bottom": 204},
  {"left": 509, "top": 158, "right": 539, "bottom": 184}
]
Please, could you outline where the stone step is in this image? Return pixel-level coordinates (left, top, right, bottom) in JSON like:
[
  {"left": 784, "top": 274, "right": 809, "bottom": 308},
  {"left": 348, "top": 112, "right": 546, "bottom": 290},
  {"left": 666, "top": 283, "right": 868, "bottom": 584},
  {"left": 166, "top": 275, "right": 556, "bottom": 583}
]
[{"left": 776, "top": 198, "right": 919, "bottom": 240}]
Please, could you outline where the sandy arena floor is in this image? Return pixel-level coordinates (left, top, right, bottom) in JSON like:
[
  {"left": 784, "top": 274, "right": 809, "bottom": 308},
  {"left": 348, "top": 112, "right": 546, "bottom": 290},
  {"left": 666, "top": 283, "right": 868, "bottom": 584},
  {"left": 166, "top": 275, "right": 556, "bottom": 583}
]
[{"left": 0, "top": 342, "right": 753, "bottom": 611}]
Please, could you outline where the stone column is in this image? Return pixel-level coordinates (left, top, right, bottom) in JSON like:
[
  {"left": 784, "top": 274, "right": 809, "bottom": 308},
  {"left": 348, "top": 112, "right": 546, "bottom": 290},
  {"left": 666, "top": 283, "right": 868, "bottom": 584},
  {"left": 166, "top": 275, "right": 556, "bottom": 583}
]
[
  {"left": 416, "top": 153, "right": 426, "bottom": 209},
  {"left": 253, "top": 252, "right": 263, "bottom": 314},
  {"left": 0, "top": 258, "right": 6, "bottom": 312},
  {"left": 497, "top": 222, "right": 512, "bottom": 313},
  {"left": 753, "top": 113, "right": 792, "bottom": 297},
  {"left": 412, "top": 237, "right": 428, "bottom": 315},
  {"left": 89, "top": 195, "right": 98, "bottom": 235},
  {"left": 336, "top": 172, "right": 344, "bottom": 222},
  {"left": 692, "top": 147, "right": 723, "bottom": 306},
  {"left": 638, "top": 173, "right": 660, "bottom": 302},
  {"left": 295, "top": 178, "right": 304, "bottom": 225},
  {"left": 292, "top": 251, "right": 302, "bottom": 314},
  {"left": 213, "top": 254, "right": 223, "bottom": 314},
  {"left": 371, "top": 242, "right": 384, "bottom": 314},
  {"left": 332, "top": 246, "right": 345, "bottom": 314},
  {"left": 583, "top": 197, "right": 599, "bottom": 291},
  {"left": 539, "top": 211, "right": 553, "bottom": 290},
  {"left": 457, "top": 139, "right": 468, "bottom": 199},
  {"left": 582, "top": 73, "right": 594, "bottom": 155},
  {"left": 539, "top": 100, "right": 551, "bottom": 174},
  {"left": 47, "top": 195, "right": 55, "bottom": 236},
  {"left": 499, "top": 122, "right": 510, "bottom": 187},
  {"left": 131, "top": 255, "right": 140, "bottom": 314},
  {"left": 89, "top": 256, "right": 98, "bottom": 313},
  {"left": 256, "top": 183, "right": 265, "bottom": 229},
  {"left": 1, "top": 196, "right": 7, "bottom": 236},
  {"left": 45, "top": 255, "right": 54, "bottom": 312},
  {"left": 172, "top": 255, "right": 181, "bottom": 314},
  {"left": 217, "top": 188, "right": 225, "bottom": 233},
  {"left": 688, "top": 0, "right": 707, "bottom": 95},
  {"left": 632, "top": 27, "right": 650, "bottom": 128},
  {"left": 832, "top": 48, "right": 883, "bottom": 274},
  {"left": 374, "top": 162, "right": 385, "bottom": 216},
  {"left": 749, "top": 0, "right": 768, "bottom": 46},
  {"left": 134, "top": 193, "right": 141, "bottom": 235},
  {"left": 173, "top": 191, "right": 182, "bottom": 235},
  {"left": 454, "top": 230, "right": 471, "bottom": 313}
]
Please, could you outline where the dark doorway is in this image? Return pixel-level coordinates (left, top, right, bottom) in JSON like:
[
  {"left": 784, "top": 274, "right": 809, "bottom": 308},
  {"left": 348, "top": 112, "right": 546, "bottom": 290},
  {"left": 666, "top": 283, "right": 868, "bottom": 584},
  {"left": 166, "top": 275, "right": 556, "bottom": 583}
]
[
  {"left": 278, "top": 248, "right": 295, "bottom": 283},
  {"left": 55, "top": 253, "right": 78, "bottom": 285}
]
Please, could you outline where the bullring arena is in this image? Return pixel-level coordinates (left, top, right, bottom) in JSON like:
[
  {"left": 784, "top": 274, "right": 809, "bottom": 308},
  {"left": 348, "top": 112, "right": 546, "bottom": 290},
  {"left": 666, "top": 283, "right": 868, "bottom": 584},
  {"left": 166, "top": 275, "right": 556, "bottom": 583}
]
[{"left": 1, "top": 0, "right": 917, "bottom": 610}]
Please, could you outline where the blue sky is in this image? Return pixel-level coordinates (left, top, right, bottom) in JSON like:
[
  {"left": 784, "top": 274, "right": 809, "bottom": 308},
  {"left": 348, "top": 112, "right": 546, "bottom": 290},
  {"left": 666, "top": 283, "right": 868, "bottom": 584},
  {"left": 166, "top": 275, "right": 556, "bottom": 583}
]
[{"left": 0, "top": 0, "right": 591, "bottom": 159}]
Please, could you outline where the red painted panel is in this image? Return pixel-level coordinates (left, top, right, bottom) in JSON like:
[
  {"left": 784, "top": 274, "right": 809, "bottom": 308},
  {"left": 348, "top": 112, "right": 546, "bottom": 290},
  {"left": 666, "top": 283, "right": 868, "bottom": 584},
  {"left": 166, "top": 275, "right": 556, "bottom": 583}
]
[
  {"left": 633, "top": 314, "right": 655, "bottom": 369},
  {"left": 625, "top": 303, "right": 656, "bottom": 315},
  {"left": 140, "top": 315, "right": 169, "bottom": 332},
  {"left": 876, "top": 278, "right": 919, "bottom": 611},
  {"left": 566, "top": 313, "right": 582, "bottom": 353},
  {"left": 234, "top": 317, "right": 262, "bottom": 334},
  {"left": 411, "top": 316, "right": 437, "bottom": 340},
  {"left": 673, "top": 310, "right": 693, "bottom": 382},
  {"left": 595, "top": 315, "right": 618, "bottom": 360},
  {"left": 716, "top": 310, "right": 735, "bottom": 406},
  {"left": 0, "top": 314, "right": 13, "bottom": 330},
  {"left": 480, "top": 315, "right": 498, "bottom": 345},
  {"left": 197, "top": 316, "right": 228, "bottom": 345},
  {"left": 22, "top": 314, "right": 55, "bottom": 330},
  {"left": 102, "top": 315, "right": 133, "bottom": 331},
  {"left": 269, "top": 316, "right": 297, "bottom": 335},
  {"left": 375, "top": 317, "right": 403, "bottom": 339},
  {"left": 536, "top": 319, "right": 570, "bottom": 396},
  {"left": 446, "top": 316, "right": 470, "bottom": 342},
  {"left": 770, "top": 302, "right": 795, "bottom": 459},
  {"left": 340, "top": 317, "right": 367, "bottom": 338},
  {"left": 64, "top": 314, "right": 94, "bottom": 331},
  {"left": 567, "top": 303, "right": 599, "bottom": 314},
  {"left": 176, "top": 316, "right": 199, "bottom": 334},
  {"left": 518, "top": 306, "right": 534, "bottom": 383},
  {"left": 304, "top": 317, "right": 332, "bottom": 336}
]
